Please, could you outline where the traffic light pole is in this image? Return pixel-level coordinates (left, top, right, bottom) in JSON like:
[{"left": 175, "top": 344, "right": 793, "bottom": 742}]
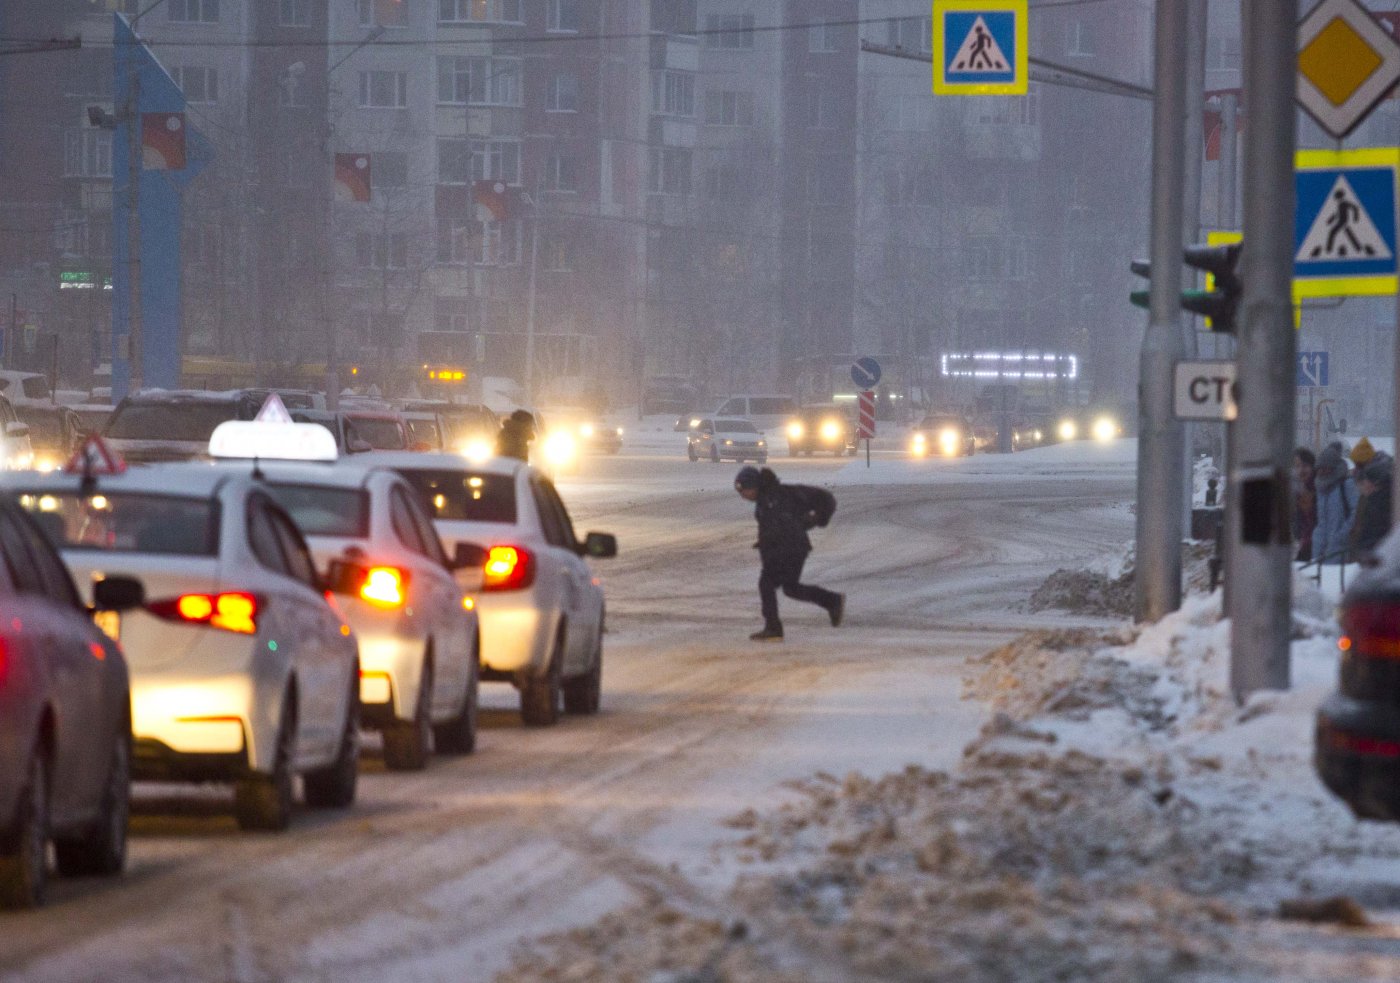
[
  {"left": 1135, "top": 0, "right": 1188, "bottom": 623},
  {"left": 1181, "top": 0, "right": 1208, "bottom": 535},
  {"left": 1229, "top": 0, "right": 1297, "bottom": 700}
]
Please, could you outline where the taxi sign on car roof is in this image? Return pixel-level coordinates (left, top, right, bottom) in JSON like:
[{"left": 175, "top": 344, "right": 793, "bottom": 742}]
[
  {"left": 64, "top": 434, "right": 127, "bottom": 476},
  {"left": 209, "top": 420, "right": 338, "bottom": 462}
]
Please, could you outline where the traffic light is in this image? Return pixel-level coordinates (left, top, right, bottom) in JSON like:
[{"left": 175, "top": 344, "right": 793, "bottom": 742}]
[{"left": 1128, "top": 240, "right": 1243, "bottom": 332}]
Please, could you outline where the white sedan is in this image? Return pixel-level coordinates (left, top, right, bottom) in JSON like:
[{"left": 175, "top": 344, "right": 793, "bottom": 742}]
[
  {"left": 244, "top": 461, "right": 482, "bottom": 769},
  {"left": 358, "top": 452, "right": 616, "bottom": 727},
  {"left": 0, "top": 465, "right": 361, "bottom": 832}
]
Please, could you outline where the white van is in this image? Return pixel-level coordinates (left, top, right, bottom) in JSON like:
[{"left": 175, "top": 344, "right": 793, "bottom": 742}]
[{"left": 711, "top": 395, "right": 799, "bottom": 434}]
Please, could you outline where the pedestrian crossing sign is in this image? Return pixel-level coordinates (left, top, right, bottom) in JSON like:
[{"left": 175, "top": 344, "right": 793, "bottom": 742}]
[
  {"left": 932, "top": 0, "right": 1029, "bottom": 96},
  {"left": 1294, "top": 147, "right": 1400, "bottom": 299}
]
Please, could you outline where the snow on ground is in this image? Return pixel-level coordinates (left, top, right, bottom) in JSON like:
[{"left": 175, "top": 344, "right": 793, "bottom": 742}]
[{"left": 497, "top": 574, "right": 1400, "bottom": 983}]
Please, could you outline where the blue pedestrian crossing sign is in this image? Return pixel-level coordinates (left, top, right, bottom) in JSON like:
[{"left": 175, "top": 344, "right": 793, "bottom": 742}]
[
  {"left": 933, "top": 0, "right": 1028, "bottom": 96},
  {"left": 1293, "top": 148, "right": 1400, "bottom": 299}
]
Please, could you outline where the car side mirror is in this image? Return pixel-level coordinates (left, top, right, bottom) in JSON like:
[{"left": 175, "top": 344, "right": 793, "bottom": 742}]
[
  {"left": 92, "top": 575, "right": 145, "bottom": 612},
  {"left": 582, "top": 531, "right": 617, "bottom": 559},
  {"left": 451, "top": 541, "right": 486, "bottom": 570},
  {"left": 323, "top": 558, "right": 368, "bottom": 595}
]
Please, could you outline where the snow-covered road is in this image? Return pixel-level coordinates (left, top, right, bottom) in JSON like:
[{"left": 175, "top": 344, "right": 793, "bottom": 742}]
[{"left": 0, "top": 440, "right": 1137, "bottom": 982}]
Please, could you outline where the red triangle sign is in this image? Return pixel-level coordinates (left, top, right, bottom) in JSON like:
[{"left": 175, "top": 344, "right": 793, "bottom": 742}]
[{"left": 64, "top": 435, "right": 127, "bottom": 476}]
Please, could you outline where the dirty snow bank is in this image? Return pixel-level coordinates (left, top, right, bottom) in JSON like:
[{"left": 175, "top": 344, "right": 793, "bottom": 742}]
[
  {"left": 1028, "top": 541, "right": 1216, "bottom": 618},
  {"left": 498, "top": 589, "right": 1400, "bottom": 982}
]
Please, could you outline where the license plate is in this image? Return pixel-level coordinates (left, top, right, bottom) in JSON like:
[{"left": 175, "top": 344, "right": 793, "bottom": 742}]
[{"left": 93, "top": 610, "right": 121, "bottom": 642}]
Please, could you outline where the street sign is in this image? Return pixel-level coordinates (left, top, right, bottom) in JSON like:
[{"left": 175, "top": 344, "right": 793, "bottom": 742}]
[
  {"left": 1173, "top": 360, "right": 1238, "bottom": 421},
  {"left": 932, "top": 0, "right": 1028, "bottom": 96},
  {"left": 1296, "top": 0, "right": 1400, "bottom": 140},
  {"left": 850, "top": 356, "right": 882, "bottom": 389},
  {"left": 64, "top": 435, "right": 127, "bottom": 476},
  {"left": 254, "top": 392, "right": 293, "bottom": 424},
  {"left": 857, "top": 390, "right": 876, "bottom": 438},
  {"left": 1294, "top": 147, "right": 1400, "bottom": 299},
  {"left": 1297, "top": 350, "right": 1330, "bottom": 387}
]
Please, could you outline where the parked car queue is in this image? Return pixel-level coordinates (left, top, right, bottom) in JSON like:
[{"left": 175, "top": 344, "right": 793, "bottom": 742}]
[{"left": 0, "top": 411, "right": 617, "bottom": 909}]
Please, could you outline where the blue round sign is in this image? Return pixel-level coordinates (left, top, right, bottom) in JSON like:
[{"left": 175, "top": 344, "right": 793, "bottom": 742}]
[{"left": 851, "top": 356, "right": 882, "bottom": 389}]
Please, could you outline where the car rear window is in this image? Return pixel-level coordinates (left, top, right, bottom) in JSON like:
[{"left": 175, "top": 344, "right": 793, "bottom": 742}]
[
  {"left": 106, "top": 402, "right": 239, "bottom": 441},
  {"left": 348, "top": 416, "right": 406, "bottom": 450},
  {"left": 750, "top": 398, "right": 795, "bottom": 415},
  {"left": 397, "top": 469, "right": 517, "bottom": 524},
  {"left": 13, "top": 492, "right": 219, "bottom": 556},
  {"left": 262, "top": 484, "right": 370, "bottom": 538}
]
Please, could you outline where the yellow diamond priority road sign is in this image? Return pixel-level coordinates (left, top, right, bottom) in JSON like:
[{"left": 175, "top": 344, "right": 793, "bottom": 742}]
[{"left": 1297, "top": 0, "right": 1400, "bottom": 140}]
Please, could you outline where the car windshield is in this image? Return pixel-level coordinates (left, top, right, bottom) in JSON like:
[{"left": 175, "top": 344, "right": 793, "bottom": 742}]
[
  {"left": 749, "top": 398, "right": 795, "bottom": 415},
  {"left": 13, "top": 492, "right": 219, "bottom": 556},
  {"left": 262, "top": 484, "right": 370, "bottom": 538},
  {"left": 348, "top": 416, "right": 406, "bottom": 450},
  {"left": 106, "top": 401, "right": 238, "bottom": 442},
  {"left": 396, "top": 469, "right": 517, "bottom": 524},
  {"left": 716, "top": 419, "right": 758, "bottom": 433}
]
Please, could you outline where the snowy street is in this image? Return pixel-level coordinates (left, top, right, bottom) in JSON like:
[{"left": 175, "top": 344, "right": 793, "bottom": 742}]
[{"left": 0, "top": 435, "right": 1139, "bottom": 981}]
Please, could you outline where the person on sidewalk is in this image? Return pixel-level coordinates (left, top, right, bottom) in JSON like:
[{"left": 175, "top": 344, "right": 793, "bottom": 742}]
[
  {"left": 1312, "top": 441, "right": 1356, "bottom": 566},
  {"left": 734, "top": 465, "right": 844, "bottom": 642}
]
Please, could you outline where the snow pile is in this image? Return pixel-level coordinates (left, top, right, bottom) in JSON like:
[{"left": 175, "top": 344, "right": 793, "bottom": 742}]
[
  {"left": 1028, "top": 542, "right": 1215, "bottom": 617},
  {"left": 498, "top": 591, "right": 1400, "bottom": 982}
]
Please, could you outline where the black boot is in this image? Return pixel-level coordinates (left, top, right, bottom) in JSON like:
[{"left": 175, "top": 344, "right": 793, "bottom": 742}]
[
  {"left": 749, "top": 623, "right": 783, "bottom": 642},
  {"left": 828, "top": 593, "right": 845, "bottom": 628}
]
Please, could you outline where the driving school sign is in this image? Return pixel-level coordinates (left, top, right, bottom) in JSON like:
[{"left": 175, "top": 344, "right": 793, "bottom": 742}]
[{"left": 932, "top": 0, "right": 1029, "bottom": 96}]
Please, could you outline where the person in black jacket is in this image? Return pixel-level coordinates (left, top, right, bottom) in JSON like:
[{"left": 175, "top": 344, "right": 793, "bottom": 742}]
[
  {"left": 734, "top": 465, "right": 844, "bottom": 641},
  {"left": 496, "top": 409, "right": 535, "bottom": 462}
]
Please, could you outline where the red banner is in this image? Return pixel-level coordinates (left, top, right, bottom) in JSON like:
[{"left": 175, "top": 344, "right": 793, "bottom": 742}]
[
  {"left": 141, "top": 112, "right": 186, "bottom": 170},
  {"left": 857, "top": 391, "right": 876, "bottom": 439},
  {"left": 334, "top": 153, "right": 372, "bottom": 202}
]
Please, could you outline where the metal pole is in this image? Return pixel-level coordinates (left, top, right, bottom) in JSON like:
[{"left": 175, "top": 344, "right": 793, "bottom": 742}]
[
  {"left": 1134, "top": 0, "right": 1189, "bottom": 623},
  {"left": 1181, "top": 0, "right": 1208, "bottom": 532},
  {"left": 1229, "top": 0, "right": 1297, "bottom": 699},
  {"left": 1219, "top": 92, "right": 1239, "bottom": 231},
  {"left": 126, "top": 69, "right": 143, "bottom": 394},
  {"left": 523, "top": 187, "right": 540, "bottom": 407},
  {"left": 6, "top": 293, "right": 15, "bottom": 368}
]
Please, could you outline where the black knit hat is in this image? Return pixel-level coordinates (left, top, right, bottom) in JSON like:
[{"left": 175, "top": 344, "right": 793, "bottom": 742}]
[{"left": 734, "top": 465, "right": 761, "bottom": 490}]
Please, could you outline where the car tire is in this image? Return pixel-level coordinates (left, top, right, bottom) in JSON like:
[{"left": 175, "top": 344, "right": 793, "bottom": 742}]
[
  {"left": 563, "top": 620, "right": 603, "bottom": 716},
  {"left": 303, "top": 673, "right": 359, "bottom": 809},
  {"left": 521, "top": 629, "right": 564, "bottom": 727},
  {"left": 0, "top": 750, "right": 50, "bottom": 909},
  {"left": 54, "top": 720, "right": 130, "bottom": 877},
  {"left": 434, "top": 635, "right": 480, "bottom": 755},
  {"left": 383, "top": 657, "right": 433, "bottom": 771},
  {"left": 687, "top": 443, "right": 697, "bottom": 462},
  {"left": 709, "top": 446, "right": 720, "bottom": 464},
  {"left": 235, "top": 692, "right": 295, "bottom": 832}
]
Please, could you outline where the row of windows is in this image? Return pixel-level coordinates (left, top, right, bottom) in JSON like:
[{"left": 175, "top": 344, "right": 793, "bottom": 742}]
[{"left": 151, "top": 0, "right": 581, "bottom": 29}]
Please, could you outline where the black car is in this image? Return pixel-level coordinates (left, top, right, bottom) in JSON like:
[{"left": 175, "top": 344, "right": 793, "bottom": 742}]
[
  {"left": 785, "top": 404, "right": 856, "bottom": 457},
  {"left": 908, "top": 414, "right": 976, "bottom": 458}
]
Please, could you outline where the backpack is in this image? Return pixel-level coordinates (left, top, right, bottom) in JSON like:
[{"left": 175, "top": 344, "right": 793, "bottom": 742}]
[{"left": 789, "top": 484, "right": 837, "bottom": 529}]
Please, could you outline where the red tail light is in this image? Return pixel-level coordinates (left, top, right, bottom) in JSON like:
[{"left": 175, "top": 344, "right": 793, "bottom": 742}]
[
  {"left": 360, "top": 566, "right": 408, "bottom": 608},
  {"left": 1340, "top": 601, "right": 1400, "bottom": 660},
  {"left": 1325, "top": 727, "right": 1400, "bottom": 759},
  {"left": 483, "top": 545, "right": 535, "bottom": 591},
  {"left": 148, "top": 592, "right": 260, "bottom": 634}
]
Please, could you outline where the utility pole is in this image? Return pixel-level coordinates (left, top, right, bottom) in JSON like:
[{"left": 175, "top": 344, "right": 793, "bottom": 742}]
[
  {"left": 1219, "top": 93, "right": 1239, "bottom": 232},
  {"left": 1229, "top": 0, "right": 1297, "bottom": 699},
  {"left": 1180, "top": 0, "right": 1208, "bottom": 532},
  {"left": 1135, "top": 0, "right": 1189, "bottom": 623},
  {"left": 123, "top": 59, "right": 143, "bottom": 395},
  {"left": 523, "top": 185, "right": 541, "bottom": 407}
]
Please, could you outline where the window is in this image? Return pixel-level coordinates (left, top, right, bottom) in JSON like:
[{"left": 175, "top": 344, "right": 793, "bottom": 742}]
[
  {"left": 651, "top": 70, "right": 694, "bottom": 117},
  {"left": 437, "top": 56, "right": 520, "bottom": 106},
  {"left": 438, "top": 138, "right": 471, "bottom": 183},
  {"left": 476, "top": 219, "right": 521, "bottom": 265},
  {"left": 359, "top": 0, "right": 409, "bottom": 28},
  {"left": 808, "top": 20, "right": 839, "bottom": 53},
  {"left": 359, "top": 71, "right": 407, "bottom": 108},
  {"left": 887, "top": 16, "right": 931, "bottom": 53},
  {"left": 649, "top": 147, "right": 692, "bottom": 195},
  {"left": 356, "top": 232, "right": 409, "bottom": 269},
  {"left": 704, "top": 89, "right": 753, "bottom": 126},
  {"left": 473, "top": 140, "right": 520, "bottom": 184},
  {"left": 437, "top": 55, "right": 470, "bottom": 103},
  {"left": 546, "top": 153, "right": 579, "bottom": 192},
  {"left": 247, "top": 504, "right": 289, "bottom": 575},
  {"left": 390, "top": 487, "right": 429, "bottom": 556},
  {"left": 374, "top": 152, "right": 408, "bottom": 190},
  {"left": 434, "top": 296, "right": 470, "bottom": 331},
  {"left": 548, "top": 73, "right": 580, "bottom": 112},
  {"left": 168, "top": 0, "right": 219, "bottom": 23},
  {"left": 545, "top": 237, "right": 572, "bottom": 272},
  {"left": 547, "top": 0, "right": 579, "bottom": 32},
  {"left": 261, "top": 485, "right": 369, "bottom": 538},
  {"left": 13, "top": 492, "right": 220, "bottom": 557},
  {"left": 174, "top": 66, "right": 218, "bottom": 104},
  {"left": 704, "top": 14, "right": 754, "bottom": 49},
  {"left": 63, "top": 129, "right": 112, "bottom": 178},
  {"left": 269, "top": 511, "right": 319, "bottom": 588},
  {"left": 399, "top": 470, "right": 517, "bottom": 523},
  {"left": 437, "top": 217, "right": 470, "bottom": 263},
  {"left": 278, "top": 0, "right": 310, "bottom": 26},
  {"left": 1206, "top": 35, "right": 1242, "bottom": 71},
  {"left": 1067, "top": 20, "right": 1094, "bottom": 57},
  {"left": 439, "top": 0, "right": 521, "bottom": 24},
  {"left": 807, "top": 88, "right": 836, "bottom": 129}
]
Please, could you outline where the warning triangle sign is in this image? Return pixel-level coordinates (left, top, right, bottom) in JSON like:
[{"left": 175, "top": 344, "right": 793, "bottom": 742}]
[
  {"left": 254, "top": 393, "right": 294, "bottom": 424},
  {"left": 950, "top": 15, "right": 1009, "bottom": 73},
  {"left": 1296, "top": 174, "right": 1394, "bottom": 263},
  {"left": 63, "top": 435, "right": 126, "bottom": 476}
]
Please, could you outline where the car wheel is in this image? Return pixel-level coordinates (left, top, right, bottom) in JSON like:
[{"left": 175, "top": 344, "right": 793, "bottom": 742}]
[
  {"left": 563, "top": 619, "right": 603, "bottom": 716},
  {"left": 687, "top": 443, "right": 698, "bottom": 462},
  {"left": 54, "top": 719, "right": 130, "bottom": 877},
  {"left": 0, "top": 750, "right": 50, "bottom": 909},
  {"left": 709, "top": 445, "right": 720, "bottom": 464},
  {"left": 434, "top": 635, "right": 480, "bottom": 755},
  {"left": 303, "top": 672, "right": 360, "bottom": 809},
  {"left": 521, "top": 628, "right": 564, "bottom": 727},
  {"left": 383, "top": 657, "right": 433, "bottom": 771},
  {"left": 235, "top": 691, "right": 295, "bottom": 832}
]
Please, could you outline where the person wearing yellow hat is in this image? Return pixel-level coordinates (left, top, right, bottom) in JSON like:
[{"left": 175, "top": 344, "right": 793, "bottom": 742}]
[{"left": 1349, "top": 437, "right": 1377, "bottom": 469}]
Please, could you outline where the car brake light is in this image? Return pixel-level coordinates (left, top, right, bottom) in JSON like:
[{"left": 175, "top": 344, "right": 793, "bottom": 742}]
[
  {"left": 149, "top": 592, "right": 260, "bottom": 635},
  {"left": 483, "top": 545, "right": 535, "bottom": 591},
  {"left": 361, "top": 566, "right": 407, "bottom": 607},
  {"left": 1340, "top": 600, "right": 1400, "bottom": 660}
]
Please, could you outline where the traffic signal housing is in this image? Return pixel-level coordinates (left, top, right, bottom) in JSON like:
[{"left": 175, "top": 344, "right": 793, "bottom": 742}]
[{"left": 1129, "top": 240, "right": 1243, "bottom": 333}]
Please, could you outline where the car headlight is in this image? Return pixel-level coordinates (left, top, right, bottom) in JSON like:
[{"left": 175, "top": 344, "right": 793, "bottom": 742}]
[
  {"left": 938, "top": 428, "right": 961, "bottom": 455},
  {"left": 787, "top": 422, "right": 804, "bottom": 439},
  {"left": 616, "top": 427, "right": 624, "bottom": 436},
  {"left": 580, "top": 423, "right": 595, "bottom": 438},
  {"left": 910, "top": 432, "right": 927, "bottom": 456},
  {"left": 460, "top": 438, "right": 493, "bottom": 462},
  {"left": 757, "top": 439, "right": 766, "bottom": 447},
  {"left": 542, "top": 431, "right": 578, "bottom": 466},
  {"left": 820, "top": 420, "right": 841, "bottom": 441},
  {"left": 689, "top": 417, "right": 701, "bottom": 429},
  {"left": 1091, "top": 416, "right": 1119, "bottom": 442},
  {"left": 34, "top": 456, "right": 59, "bottom": 473},
  {"left": 1033, "top": 429, "right": 1043, "bottom": 442},
  {"left": 724, "top": 439, "right": 734, "bottom": 446},
  {"left": 1057, "top": 419, "right": 1078, "bottom": 441}
]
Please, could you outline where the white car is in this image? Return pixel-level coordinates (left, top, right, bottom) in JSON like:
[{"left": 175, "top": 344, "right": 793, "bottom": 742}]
[
  {"left": 245, "top": 461, "right": 482, "bottom": 769},
  {"left": 687, "top": 417, "right": 768, "bottom": 464},
  {"left": 0, "top": 465, "right": 361, "bottom": 832},
  {"left": 358, "top": 452, "right": 616, "bottom": 727}
]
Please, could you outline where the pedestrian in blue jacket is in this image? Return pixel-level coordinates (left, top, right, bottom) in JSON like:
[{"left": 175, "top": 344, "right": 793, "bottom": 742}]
[{"left": 1312, "top": 442, "right": 1356, "bottom": 565}]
